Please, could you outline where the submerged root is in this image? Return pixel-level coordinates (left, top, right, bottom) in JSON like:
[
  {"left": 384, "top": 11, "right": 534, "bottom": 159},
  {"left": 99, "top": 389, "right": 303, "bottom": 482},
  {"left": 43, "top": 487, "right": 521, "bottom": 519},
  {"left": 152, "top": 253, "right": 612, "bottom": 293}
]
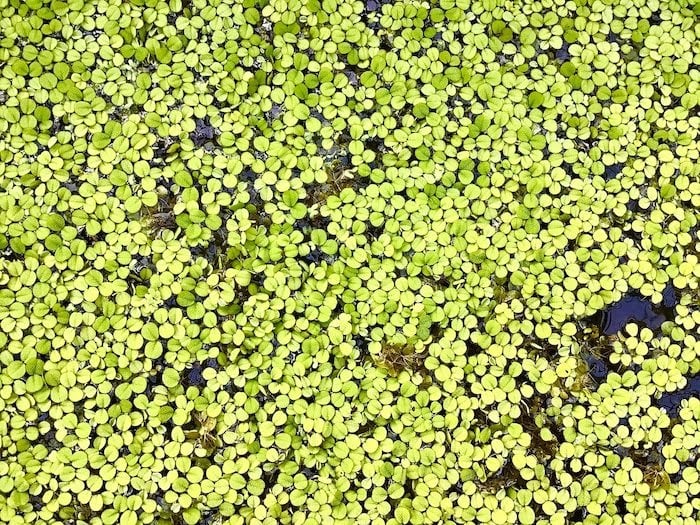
[
  {"left": 375, "top": 342, "right": 425, "bottom": 376},
  {"left": 184, "top": 412, "right": 219, "bottom": 451},
  {"left": 643, "top": 464, "right": 670, "bottom": 490}
]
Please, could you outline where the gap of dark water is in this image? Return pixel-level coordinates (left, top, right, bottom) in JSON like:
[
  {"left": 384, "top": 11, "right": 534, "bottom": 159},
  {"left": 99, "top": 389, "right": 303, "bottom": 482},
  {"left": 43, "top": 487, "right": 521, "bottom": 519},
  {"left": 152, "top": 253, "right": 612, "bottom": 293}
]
[
  {"left": 590, "top": 283, "right": 690, "bottom": 417},
  {"left": 599, "top": 295, "right": 665, "bottom": 335},
  {"left": 568, "top": 507, "right": 585, "bottom": 523},
  {"left": 192, "top": 117, "right": 217, "bottom": 147},
  {"left": 585, "top": 355, "right": 609, "bottom": 380},
  {"left": 185, "top": 361, "right": 205, "bottom": 386},
  {"left": 597, "top": 283, "right": 677, "bottom": 336},
  {"left": 658, "top": 376, "right": 700, "bottom": 418},
  {"left": 581, "top": 284, "right": 678, "bottom": 385},
  {"left": 661, "top": 283, "right": 677, "bottom": 308},
  {"left": 603, "top": 163, "right": 623, "bottom": 180},
  {"left": 555, "top": 43, "right": 570, "bottom": 61},
  {"left": 626, "top": 199, "right": 641, "bottom": 213}
]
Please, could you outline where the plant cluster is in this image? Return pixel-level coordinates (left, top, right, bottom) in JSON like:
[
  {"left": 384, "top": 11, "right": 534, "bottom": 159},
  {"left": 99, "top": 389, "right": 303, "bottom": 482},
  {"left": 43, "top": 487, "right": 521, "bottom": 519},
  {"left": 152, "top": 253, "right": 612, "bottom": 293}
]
[{"left": 0, "top": 0, "right": 699, "bottom": 524}]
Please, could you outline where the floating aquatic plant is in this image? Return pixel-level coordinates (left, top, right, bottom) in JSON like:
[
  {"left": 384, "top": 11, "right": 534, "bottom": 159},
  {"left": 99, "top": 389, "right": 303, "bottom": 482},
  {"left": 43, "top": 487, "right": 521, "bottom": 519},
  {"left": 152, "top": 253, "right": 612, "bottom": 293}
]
[{"left": 0, "top": 0, "right": 699, "bottom": 524}]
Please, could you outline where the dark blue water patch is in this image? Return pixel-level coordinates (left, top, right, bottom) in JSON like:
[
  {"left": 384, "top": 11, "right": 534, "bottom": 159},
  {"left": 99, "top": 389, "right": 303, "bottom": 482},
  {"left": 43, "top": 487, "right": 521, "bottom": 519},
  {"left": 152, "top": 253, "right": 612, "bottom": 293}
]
[
  {"left": 164, "top": 294, "right": 182, "bottom": 309},
  {"left": 661, "top": 282, "right": 677, "bottom": 308},
  {"left": 146, "top": 366, "right": 163, "bottom": 390},
  {"left": 152, "top": 137, "right": 175, "bottom": 161},
  {"left": 185, "top": 362, "right": 205, "bottom": 386},
  {"left": 262, "top": 467, "right": 281, "bottom": 486},
  {"left": 555, "top": 43, "right": 570, "bottom": 61},
  {"left": 613, "top": 445, "right": 630, "bottom": 458},
  {"left": 365, "top": 222, "right": 383, "bottom": 240},
  {"left": 606, "top": 31, "right": 621, "bottom": 45},
  {"left": 265, "top": 104, "right": 284, "bottom": 124},
  {"left": 386, "top": 428, "right": 400, "bottom": 441},
  {"left": 626, "top": 199, "right": 640, "bottom": 213},
  {"left": 192, "top": 117, "right": 217, "bottom": 147},
  {"left": 345, "top": 69, "right": 358, "bottom": 87},
  {"left": 597, "top": 291, "right": 676, "bottom": 336},
  {"left": 190, "top": 241, "right": 220, "bottom": 267},
  {"left": 200, "top": 510, "right": 221, "bottom": 525},
  {"left": 603, "top": 163, "right": 624, "bottom": 180},
  {"left": 658, "top": 376, "right": 700, "bottom": 418},
  {"left": 624, "top": 227, "right": 642, "bottom": 243},
  {"left": 182, "top": 356, "right": 221, "bottom": 377},
  {"left": 300, "top": 247, "right": 323, "bottom": 265},
  {"left": 51, "top": 115, "right": 65, "bottom": 135},
  {"left": 365, "top": 136, "right": 385, "bottom": 155},
  {"left": 301, "top": 466, "right": 320, "bottom": 479},
  {"left": 585, "top": 355, "right": 609, "bottom": 380},
  {"left": 353, "top": 335, "right": 369, "bottom": 353},
  {"left": 238, "top": 169, "right": 256, "bottom": 183}
]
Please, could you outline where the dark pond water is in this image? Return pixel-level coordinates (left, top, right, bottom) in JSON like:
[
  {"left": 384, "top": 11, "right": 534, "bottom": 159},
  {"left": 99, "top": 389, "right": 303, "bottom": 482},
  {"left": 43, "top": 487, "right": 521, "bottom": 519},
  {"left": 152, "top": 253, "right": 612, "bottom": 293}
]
[
  {"left": 661, "top": 283, "right": 677, "bottom": 308},
  {"left": 192, "top": 117, "right": 217, "bottom": 147},
  {"left": 586, "top": 284, "right": 694, "bottom": 417},
  {"left": 555, "top": 43, "right": 570, "bottom": 61},
  {"left": 658, "top": 376, "right": 700, "bottom": 418},
  {"left": 585, "top": 355, "right": 609, "bottom": 380},
  {"left": 626, "top": 199, "right": 641, "bottom": 213},
  {"left": 184, "top": 358, "right": 220, "bottom": 387},
  {"left": 603, "top": 163, "right": 624, "bottom": 180},
  {"left": 599, "top": 295, "right": 665, "bottom": 335},
  {"left": 598, "top": 283, "right": 677, "bottom": 336},
  {"left": 300, "top": 247, "right": 323, "bottom": 265}
]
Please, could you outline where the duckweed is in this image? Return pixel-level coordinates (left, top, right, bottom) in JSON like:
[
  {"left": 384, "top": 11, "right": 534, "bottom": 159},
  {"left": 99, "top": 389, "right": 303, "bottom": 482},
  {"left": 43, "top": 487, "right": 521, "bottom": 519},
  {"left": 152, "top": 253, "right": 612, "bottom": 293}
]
[{"left": 1, "top": 0, "right": 700, "bottom": 524}]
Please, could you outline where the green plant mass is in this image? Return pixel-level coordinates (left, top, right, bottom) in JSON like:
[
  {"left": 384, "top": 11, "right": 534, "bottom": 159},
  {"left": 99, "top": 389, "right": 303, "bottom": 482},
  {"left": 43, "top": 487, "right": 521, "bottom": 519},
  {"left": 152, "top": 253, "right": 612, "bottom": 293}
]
[{"left": 1, "top": 0, "right": 700, "bottom": 524}]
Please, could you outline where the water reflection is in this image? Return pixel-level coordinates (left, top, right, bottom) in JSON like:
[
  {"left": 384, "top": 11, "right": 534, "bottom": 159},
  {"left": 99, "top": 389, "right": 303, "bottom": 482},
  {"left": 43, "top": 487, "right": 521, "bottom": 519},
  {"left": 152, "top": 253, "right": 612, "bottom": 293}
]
[
  {"left": 192, "top": 117, "right": 217, "bottom": 148},
  {"left": 555, "top": 43, "right": 570, "bottom": 61},
  {"left": 658, "top": 376, "right": 700, "bottom": 418},
  {"left": 598, "top": 283, "right": 677, "bottom": 336},
  {"left": 581, "top": 284, "right": 678, "bottom": 385},
  {"left": 603, "top": 163, "right": 623, "bottom": 180},
  {"left": 585, "top": 355, "right": 608, "bottom": 380},
  {"left": 661, "top": 283, "right": 677, "bottom": 308},
  {"left": 590, "top": 284, "right": 690, "bottom": 416},
  {"left": 599, "top": 295, "right": 665, "bottom": 335}
]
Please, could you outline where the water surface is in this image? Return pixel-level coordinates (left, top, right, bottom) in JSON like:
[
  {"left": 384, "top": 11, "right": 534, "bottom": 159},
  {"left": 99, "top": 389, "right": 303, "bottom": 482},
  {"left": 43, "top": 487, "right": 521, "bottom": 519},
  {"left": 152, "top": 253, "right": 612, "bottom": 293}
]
[
  {"left": 598, "top": 283, "right": 677, "bottom": 336},
  {"left": 658, "top": 376, "right": 700, "bottom": 418}
]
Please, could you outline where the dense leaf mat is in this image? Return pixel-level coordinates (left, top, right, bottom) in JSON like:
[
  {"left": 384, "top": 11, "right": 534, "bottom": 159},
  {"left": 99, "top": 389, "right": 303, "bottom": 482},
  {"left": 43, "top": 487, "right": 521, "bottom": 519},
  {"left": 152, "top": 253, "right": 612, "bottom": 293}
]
[{"left": 1, "top": 0, "right": 700, "bottom": 524}]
